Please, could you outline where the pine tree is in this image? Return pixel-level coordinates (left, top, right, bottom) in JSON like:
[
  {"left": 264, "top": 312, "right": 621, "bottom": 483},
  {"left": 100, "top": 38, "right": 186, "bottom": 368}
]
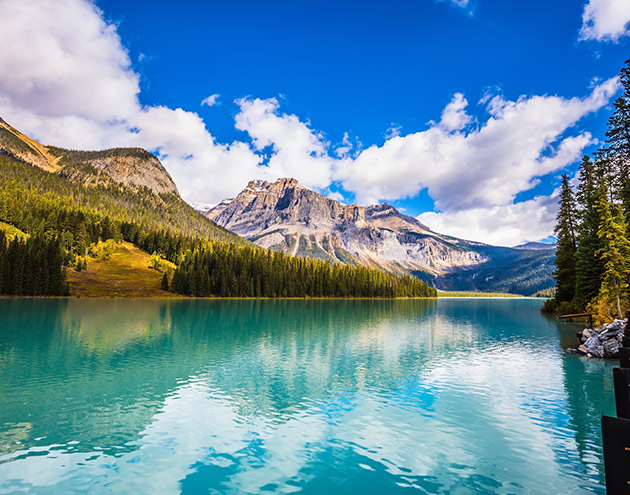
[
  {"left": 590, "top": 182, "right": 630, "bottom": 320},
  {"left": 553, "top": 174, "right": 578, "bottom": 303},
  {"left": 575, "top": 156, "right": 606, "bottom": 306},
  {"left": 161, "top": 271, "right": 169, "bottom": 291},
  {"left": 605, "top": 59, "right": 630, "bottom": 220}
]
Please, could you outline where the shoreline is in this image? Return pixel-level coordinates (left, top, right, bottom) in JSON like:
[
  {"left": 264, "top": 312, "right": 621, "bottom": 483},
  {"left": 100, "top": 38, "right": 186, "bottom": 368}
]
[{"left": 0, "top": 294, "right": 538, "bottom": 300}]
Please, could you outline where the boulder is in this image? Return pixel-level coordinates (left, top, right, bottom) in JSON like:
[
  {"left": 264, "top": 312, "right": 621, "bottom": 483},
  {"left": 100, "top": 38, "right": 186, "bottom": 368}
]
[
  {"left": 605, "top": 319, "right": 625, "bottom": 331},
  {"left": 581, "top": 328, "right": 591, "bottom": 341},
  {"left": 599, "top": 328, "right": 624, "bottom": 341},
  {"left": 584, "top": 336, "right": 604, "bottom": 357},
  {"left": 591, "top": 346, "right": 605, "bottom": 358},
  {"left": 584, "top": 336, "right": 600, "bottom": 348},
  {"left": 603, "top": 339, "right": 621, "bottom": 357},
  {"left": 578, "top": 344, "right": 588, "bottom": 354}
]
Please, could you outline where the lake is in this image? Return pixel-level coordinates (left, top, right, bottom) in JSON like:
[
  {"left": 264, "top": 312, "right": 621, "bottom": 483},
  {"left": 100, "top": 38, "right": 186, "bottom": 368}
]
[{"left": 0, "top": 298, "right": 616, "bottom": 494}]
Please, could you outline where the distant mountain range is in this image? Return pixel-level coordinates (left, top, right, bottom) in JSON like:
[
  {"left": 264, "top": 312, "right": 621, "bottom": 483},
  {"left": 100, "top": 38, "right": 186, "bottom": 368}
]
[
  {"left": 512, "top": 241, "right": 555, "bottom": 250},
  {"left": 203, "top": 179, "right": 555, "bottom": 295}
]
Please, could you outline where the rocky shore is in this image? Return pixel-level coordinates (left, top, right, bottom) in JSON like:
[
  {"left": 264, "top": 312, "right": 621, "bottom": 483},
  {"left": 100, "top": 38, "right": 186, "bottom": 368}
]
[{"left": 569, "top": 318, "right": 627, "bottom": 358}]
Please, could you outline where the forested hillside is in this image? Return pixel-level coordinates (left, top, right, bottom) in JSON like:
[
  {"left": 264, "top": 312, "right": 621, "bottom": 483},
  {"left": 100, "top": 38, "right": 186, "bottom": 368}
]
[{"left": 0, "top": 144, "right": 435, "bottom": 298}]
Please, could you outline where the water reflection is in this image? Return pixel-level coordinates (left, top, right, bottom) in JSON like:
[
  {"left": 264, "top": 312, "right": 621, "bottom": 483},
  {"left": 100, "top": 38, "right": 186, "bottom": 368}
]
[{"left": 0, "top": 298, "right": 615, "bottom": 494}]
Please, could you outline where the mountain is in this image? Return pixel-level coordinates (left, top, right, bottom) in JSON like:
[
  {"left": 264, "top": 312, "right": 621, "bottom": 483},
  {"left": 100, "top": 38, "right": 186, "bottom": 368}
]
[
  {"left": 0, "top": 117, "right": 178, "bottom": 196},
  {"left": 512, "top": 241, "right": 555, "bottom": 251},
  {"left": 0, "top": 116, "right": 242, "bottom": 244},
  {"left": 204, "top": 178, "right": 555, "bottom": 295}
]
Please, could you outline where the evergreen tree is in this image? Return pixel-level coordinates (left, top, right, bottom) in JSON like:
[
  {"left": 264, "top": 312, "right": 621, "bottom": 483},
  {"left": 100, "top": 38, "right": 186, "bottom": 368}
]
[
  {"left": 161, "top": 271, "right": 169, "bottom": 291},
  {"left": 605, "top": 59, "right": 630, "bottom": 220},
  {"left": 590, "top": 182, "right": 630, "bottom": 320},
  {"left": 553, "top": 174, "right": 578, "bottom": 303},
  {"left": 574, "top": 156, "right": 606, "bottom": 306}
]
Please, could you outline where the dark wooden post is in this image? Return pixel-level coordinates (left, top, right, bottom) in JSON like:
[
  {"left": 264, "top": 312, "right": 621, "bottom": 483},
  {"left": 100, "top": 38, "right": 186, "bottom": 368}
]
[
  {"left": 613, "top": 368, "right": 630, "bottom": 420},
  {"left": 600, "top": 312, "right": 630, "bottom": 491},
  {"left": 601, "top": 415, "right": 630, "bottom": 494}
]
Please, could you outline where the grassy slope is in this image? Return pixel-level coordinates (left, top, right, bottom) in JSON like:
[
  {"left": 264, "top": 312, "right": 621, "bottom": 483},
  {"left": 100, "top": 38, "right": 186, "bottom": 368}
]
[{"left": 67, "top": 242, "right": 180, "bottom": 298}]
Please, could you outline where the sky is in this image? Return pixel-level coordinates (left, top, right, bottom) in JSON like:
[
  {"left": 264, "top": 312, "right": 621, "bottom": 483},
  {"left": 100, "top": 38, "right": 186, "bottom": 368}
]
[{"left": 0, "top": 0, "right": 629, "bottom": 246}]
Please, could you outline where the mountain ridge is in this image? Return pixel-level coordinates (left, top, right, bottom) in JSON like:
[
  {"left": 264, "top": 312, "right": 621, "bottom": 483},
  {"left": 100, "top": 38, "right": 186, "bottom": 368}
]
[
  {"left": 0, "top": 117, "right": 178, "bottom": 196},
  {"left": 203, "top": 178, "right": 555, "bottom": 295},
  {"left": 206, "top": 177, "right": 487, "bottom": 273}
]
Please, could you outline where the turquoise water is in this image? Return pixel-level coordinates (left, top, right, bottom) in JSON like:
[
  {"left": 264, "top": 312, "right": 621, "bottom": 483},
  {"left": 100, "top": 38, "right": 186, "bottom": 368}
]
[{"left": 0, "top": 298, "right": 616, "bottom": 494}]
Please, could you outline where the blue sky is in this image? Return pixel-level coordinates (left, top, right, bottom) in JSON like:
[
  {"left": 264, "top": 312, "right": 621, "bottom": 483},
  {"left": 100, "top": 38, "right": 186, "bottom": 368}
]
[{"left": 0, "top": 0, "right": 629, "bottom": 245}]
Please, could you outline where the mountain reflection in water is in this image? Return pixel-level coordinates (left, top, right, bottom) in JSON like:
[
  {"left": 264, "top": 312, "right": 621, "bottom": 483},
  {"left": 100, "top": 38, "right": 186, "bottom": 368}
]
[{"left": 0, "top": 298, "right": 616, "bottom": 494}]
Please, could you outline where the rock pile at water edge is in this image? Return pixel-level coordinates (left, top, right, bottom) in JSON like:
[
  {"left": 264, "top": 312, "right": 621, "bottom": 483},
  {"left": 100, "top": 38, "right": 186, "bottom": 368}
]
[{"left": 571, "top": 318, "right": 627, "bottom": 358}]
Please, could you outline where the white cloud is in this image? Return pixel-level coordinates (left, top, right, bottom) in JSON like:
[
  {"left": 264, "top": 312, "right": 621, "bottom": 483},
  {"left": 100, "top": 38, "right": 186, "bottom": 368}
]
[
  {"left": 418, "top": 192, "right": 559, "bottom": 247},
  {"left": 438, "top": 93, "right": 472, "bottom": 131},
  {"left": 334, "top": 132, "right": 353, "bottom": 157},
  {"left": 234, "top": 97, "right": 336, "bottom": 190},
  {"left": 579, "top": 0, "right": 630, "bottom": 42},
  {"left": 335, "top": 79, "right": 619, "bottom": 210},
  {"left": 0, "top": 0, "right": 139, "bottom": 122},
  {"left": 327, "top": 190, "right": 345, "bottom": 202},
  {"left": 384, "top": 124, "right": 402, "bottom": 140},
  {"left": 201, "top": 94, "right": 220, "bottom": 107}
]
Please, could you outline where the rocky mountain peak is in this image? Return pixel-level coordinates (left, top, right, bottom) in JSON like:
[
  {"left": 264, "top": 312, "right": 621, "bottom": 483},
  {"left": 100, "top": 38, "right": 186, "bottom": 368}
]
[
  {"left": 245, "top": 179, "right": 270, "bottom": 191},
  {"left": 203, "top": 177, "right": 484, "bottom": 272},
  {"left": 272, "top": 177, "right": 300, "bottom": 188}
]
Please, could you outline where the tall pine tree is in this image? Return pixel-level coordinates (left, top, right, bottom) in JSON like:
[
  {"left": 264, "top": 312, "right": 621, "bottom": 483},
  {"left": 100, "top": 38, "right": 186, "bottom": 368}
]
[
  {"left": 553, "top": 174, "right": 578, "bottom": 303},
  {"left": 574, "top": 156, "right": 606, "bottom": 306},
  {"left": 605, "top": 58, "right": 630, "bottom": 221}
]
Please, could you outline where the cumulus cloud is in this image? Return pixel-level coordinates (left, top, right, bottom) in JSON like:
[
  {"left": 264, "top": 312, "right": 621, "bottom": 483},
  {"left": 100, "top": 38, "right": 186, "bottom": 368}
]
[
  {"left": 438, "top": 93, "right": 472, "bottom": 131},
  {"left": 201, "top": 94, "right": 220, "bottom": 107},
  {"left": 418, "top": 193, "right": 559, "bottom": 246},
  {"left": 0, "top": 0, "right": 139, "bottom": 122},
  {"left": 334, "top": 132, "right": 353, "bottom": 157},
  {"left": 579, "top": 0, "right": 630, "bottom": 42},
  {"left": 335, "top": 78, "right": 619, "bottom": 210},
  {"left": 234, "top": 97, "right": 336, "bottom": 190}
]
